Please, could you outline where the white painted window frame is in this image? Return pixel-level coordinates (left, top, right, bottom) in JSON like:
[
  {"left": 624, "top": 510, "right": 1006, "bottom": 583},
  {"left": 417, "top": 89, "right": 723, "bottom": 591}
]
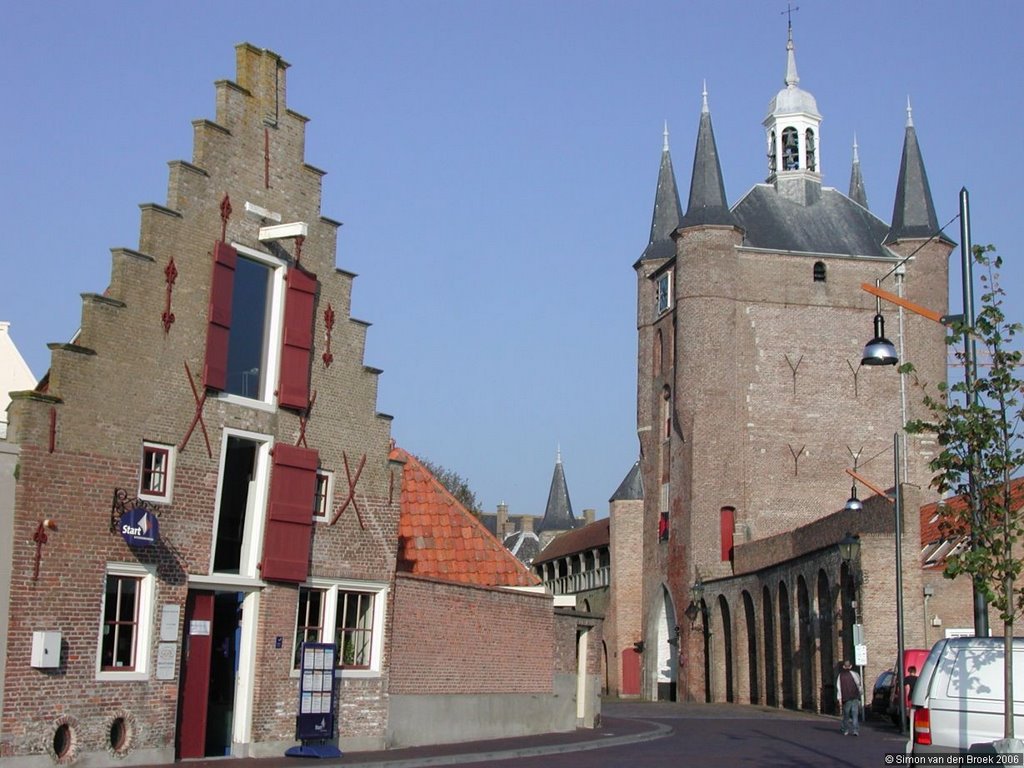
[
  {"left": 138, "top": 440, "right": 175, "bottom": 504},
  {"left": 209, "top": 428, "right": 274, "bottom": 580},
  {"left": 95, "top": 562, "right": 157, "bottom": 681},
  {"left": 290, "top": 578, "right": 389, "bottom": 679},
  {"left": 217, "top": 242, "right": 286, "bottom": 411}
]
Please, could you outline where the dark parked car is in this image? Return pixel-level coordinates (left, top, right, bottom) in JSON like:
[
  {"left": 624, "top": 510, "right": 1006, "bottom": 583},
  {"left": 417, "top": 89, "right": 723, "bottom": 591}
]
[{"left": 871, "top": 669, "right": 895, "bottom": 717}]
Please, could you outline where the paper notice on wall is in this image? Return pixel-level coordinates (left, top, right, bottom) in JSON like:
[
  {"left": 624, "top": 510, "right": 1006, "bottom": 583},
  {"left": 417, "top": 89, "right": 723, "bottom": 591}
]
[{"left": 160, "top": 604, "right": 181, "bottom": 642}]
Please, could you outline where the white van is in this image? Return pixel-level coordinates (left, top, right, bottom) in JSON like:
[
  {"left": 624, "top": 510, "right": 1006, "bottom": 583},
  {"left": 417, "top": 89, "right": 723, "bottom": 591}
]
[{"left": 910, "top": 637, "right": 1024, "bottom": 754}]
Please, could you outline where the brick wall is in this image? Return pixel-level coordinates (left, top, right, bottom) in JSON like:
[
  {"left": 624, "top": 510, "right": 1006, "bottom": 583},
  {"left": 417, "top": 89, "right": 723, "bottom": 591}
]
[{"left": 389, "top": 574, "right": 554, "bottom": 695}]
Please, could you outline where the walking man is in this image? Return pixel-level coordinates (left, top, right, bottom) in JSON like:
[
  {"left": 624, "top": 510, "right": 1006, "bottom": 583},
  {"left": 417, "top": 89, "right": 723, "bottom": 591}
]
[{"left": 836, "top": 660, "right": 862, "bottom": 736}]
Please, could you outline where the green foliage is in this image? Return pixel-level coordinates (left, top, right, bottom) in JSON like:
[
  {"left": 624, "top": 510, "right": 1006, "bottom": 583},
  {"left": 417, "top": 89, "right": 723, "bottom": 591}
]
[
  {"left": 417, "top": 455, "right": 482, "bottom": 516},
  {"left": 904, "top": 246, "right": 1024, "bottom": 623}
]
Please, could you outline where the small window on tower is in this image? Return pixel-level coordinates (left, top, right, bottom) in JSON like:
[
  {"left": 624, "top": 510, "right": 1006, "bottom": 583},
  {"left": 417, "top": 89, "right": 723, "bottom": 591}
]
[
  {"left": 813, "top": 261, "right": 826, "bottom": 282},
  {"left": 656, "top": 272, "right": 672, "bottom": 314},
  {"left": 139, "top": 442, "right": 175, "bottom": 503}
]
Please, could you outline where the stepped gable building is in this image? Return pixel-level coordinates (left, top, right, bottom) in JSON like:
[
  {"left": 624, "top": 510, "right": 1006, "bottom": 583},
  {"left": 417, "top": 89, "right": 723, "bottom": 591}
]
[
  {"left": 2, "top": 43, "right": 402, "bottom": 765},
  {"left": 0, "top": 45, "right": 601, "bottom": 766},
  {"left": 632, "top": 26, "right": 952, "bottom": 709}
]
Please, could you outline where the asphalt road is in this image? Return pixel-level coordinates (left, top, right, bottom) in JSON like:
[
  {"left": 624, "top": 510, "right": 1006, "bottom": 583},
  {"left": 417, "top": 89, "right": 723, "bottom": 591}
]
[{"left": 450, "top": 701, "right": 910, "bottom": 768}]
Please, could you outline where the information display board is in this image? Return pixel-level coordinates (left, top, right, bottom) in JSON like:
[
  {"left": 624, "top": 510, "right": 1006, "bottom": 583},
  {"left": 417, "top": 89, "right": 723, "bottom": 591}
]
[{"left": 286, "top": 642, "right": 341, "bottom": 758}]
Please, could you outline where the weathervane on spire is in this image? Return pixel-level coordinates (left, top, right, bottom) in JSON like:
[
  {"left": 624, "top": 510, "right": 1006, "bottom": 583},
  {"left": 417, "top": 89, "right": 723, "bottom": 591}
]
[{"left": 781, "top": 2, "right": 800, "bottom": 33}]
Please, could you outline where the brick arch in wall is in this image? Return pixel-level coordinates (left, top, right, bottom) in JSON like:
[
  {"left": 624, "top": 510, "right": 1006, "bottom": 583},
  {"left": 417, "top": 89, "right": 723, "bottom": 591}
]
[
  {"left": 779, "top": 581, "right": 796, "bottom": 709},
  {"left": 718, "top": 595, "right": 735, "bottom": 703},
  {"left": 797, "top": 575, "right": 816, "bottom": 711},
  {"left": 818, "top": 569, "right": 838, "bottom": 715},
  {"left": 762, "top": 585, "right": 778, "bottom": 707},
  {"left": 742, "top": 590, "right": 760, "bottom": 704}
]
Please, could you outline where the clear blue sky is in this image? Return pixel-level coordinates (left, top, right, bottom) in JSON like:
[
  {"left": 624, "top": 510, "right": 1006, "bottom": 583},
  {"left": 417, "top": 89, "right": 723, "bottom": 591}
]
[{"left": 4, "top": 2, "right": 1021, "bottom": 520}]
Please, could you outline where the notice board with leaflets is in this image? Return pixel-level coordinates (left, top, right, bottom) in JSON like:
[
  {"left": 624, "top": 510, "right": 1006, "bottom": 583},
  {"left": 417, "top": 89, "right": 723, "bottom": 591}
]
[{"left": 285, "top": 642, "right": 341, "bottom": 758}]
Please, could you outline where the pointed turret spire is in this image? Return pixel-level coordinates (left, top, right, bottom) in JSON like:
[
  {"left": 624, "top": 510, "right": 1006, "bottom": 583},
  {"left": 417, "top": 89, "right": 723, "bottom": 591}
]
[
  {"left": 538, "top": 451, "right": 576, "bottom": 533},
  {"left": 886, "top": 104, "right": 945, "bottom": 243},
  {"left": 785, "top": 22, "right": 800, "bottom": 87},
  {"left": 681, "top": 84, "right": 737, "bottom": 229},
  {"left": 640, "top": 123, "right": 683, "bottom": 261},
  {"left": 848, "top": 134, "right": 869, "bottom": 209}
]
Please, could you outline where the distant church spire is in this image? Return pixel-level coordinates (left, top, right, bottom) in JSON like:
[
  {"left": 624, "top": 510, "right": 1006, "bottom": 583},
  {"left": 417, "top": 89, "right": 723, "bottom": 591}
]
[
  {"left": 886, "top": 101, "right": 947, "bottom": 243},
  {"left": 848, "top": 134, "right": 869, "bottom": 209},
  {"left": 681, "top": 84, "right": 736, "bottom": 229},
  {"left": 640, "top": 123, "right": 683, "bottom": 261},
  {"left": 538, "top": 451, "right": 576, "bottom": 533}
]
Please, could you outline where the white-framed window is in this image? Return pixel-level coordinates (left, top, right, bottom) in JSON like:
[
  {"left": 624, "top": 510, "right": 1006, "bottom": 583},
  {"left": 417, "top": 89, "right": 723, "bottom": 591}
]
[
  {"left": 313, "top": 469, "right": 334, "bottom": 522},
  {"left": 96, "top": 562, "right": 156, "bottom": 681},
  {"left": 222, "top": 243, "right": 286, "bottom": 407},
  {"left": 656, "top": 272, "right": 672, "bottom": 314},
  {"left": 211, "top": 429, "right": 272, "bottom": 579},
  {"left": 291, "top": 580, "right": 388, "bottom": 677},
  {"left": 139, "top": 441, "right": 175, "bottom": 503}
]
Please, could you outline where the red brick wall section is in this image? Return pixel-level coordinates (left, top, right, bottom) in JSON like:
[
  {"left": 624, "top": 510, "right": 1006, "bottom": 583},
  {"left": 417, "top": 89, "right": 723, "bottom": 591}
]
[{"left": 389, "top": 574, "right": 554, "bottom": 695}]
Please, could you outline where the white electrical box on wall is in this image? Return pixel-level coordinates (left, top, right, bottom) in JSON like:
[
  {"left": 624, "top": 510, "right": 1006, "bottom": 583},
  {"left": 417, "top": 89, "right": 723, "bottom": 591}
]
[{"left": 31, "top": 631, "right": 62, "bottom": 668}]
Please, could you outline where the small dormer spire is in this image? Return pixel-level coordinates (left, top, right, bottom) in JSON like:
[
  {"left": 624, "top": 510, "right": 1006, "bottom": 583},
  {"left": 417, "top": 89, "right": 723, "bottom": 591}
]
[{"left": 849, "top": 133, "right": 869, "bottom": 209}]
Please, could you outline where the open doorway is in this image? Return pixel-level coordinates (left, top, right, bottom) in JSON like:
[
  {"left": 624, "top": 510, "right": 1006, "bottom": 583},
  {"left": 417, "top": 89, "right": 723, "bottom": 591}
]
[{"left": 177, "top": 591, "right": 244, "bottom": 758}]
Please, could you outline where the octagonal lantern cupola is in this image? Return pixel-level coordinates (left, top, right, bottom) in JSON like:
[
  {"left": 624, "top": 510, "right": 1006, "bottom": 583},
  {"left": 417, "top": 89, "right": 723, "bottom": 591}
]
[{"left": 764, "top": 25, "right": 822, "bottom": 187}]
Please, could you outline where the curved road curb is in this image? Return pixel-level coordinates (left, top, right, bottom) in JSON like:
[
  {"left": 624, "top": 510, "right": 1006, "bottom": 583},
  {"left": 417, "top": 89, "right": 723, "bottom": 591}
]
[{"left": 340, "top": 718, "right": 673, "bottom": 768}]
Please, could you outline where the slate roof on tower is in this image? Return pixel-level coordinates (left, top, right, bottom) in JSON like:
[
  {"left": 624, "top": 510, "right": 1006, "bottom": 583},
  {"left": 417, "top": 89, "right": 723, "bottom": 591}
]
[
  {"left": 732, "top": 185, "right": 892, "bottom": 257},
  {"left": 886, "top": 101, "right": 953, "bottom": 245},
  {"left": 537, "top": 451, "right": 578, "bottom": 533},
  {"left": 639, "top": 124, "right": 683, "bottom": 262},
  {"left": 610, "top": 460, "right": 643, "bottom": 502},
  {"left": 680, "top": 87, "right": 738, "bottom": 230}
]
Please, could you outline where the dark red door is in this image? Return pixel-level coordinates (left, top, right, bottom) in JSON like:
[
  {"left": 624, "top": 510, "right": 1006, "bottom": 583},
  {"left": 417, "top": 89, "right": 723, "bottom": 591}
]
[
  {"left": 622, "top": 647, "right": 641, "bottom": 695},
  {"left": 177, "top": 591, "right": 214, "bottom": 759}
]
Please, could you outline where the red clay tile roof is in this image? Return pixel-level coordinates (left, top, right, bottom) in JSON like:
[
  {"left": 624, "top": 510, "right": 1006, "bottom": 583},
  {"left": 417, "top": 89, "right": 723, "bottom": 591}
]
[
  {"left": 389, "top": 446, "right": 539, "bottom": 588},
  {"left": 919, "top": 477, "right": 1024, "bottom": 569},
  {"left": 534, "top": 518, "right": 610, "bottom": 566}
]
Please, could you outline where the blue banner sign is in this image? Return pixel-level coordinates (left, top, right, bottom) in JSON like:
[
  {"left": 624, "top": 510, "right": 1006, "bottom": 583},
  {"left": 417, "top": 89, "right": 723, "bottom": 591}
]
[{"left": 118, "top": 507, "right": 160, "bottom": 547}]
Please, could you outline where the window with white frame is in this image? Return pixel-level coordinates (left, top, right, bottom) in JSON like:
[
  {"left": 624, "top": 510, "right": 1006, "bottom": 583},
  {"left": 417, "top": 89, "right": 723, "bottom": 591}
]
[
  {"left": 96, "top": 562, "right": 155, "bottom": 680},
  {"left": 212, "top": 430, "right": 271, "bottom": 578},
  {"left": 291, "top": 581, "right": 387, "bottom": 676},
  {"left": 223, "top": 244, "right": 286, "bottom": 404},
  {"left": 313, "top": 469, "right": 333, "bottom": 522},
  {"left": 656, "top": 272, "right": 672, "bottom": 314},
  {"left": 139, "top": 441, "right": 175, "bottom": 503}
]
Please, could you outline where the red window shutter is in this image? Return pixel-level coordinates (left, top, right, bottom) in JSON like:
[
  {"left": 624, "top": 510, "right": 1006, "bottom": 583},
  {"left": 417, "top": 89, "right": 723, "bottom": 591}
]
[
  {"left": 720, "top": 506, "right": 735, "bottom": 562},
  {"left": 261, "top": 444, "right": 319, "bottom": 583},
  {"left": 278, "top": 266, "right": 318, "bottom": 410},
  {"left": 203, "top": 241, "right": 237, "bottom": 390}
]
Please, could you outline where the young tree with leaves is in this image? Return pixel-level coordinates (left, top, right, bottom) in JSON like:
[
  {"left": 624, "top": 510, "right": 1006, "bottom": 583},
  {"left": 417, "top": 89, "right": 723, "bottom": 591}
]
[
  {"left": 904, "top": 245, "right": 1024, "bottom": 740},
  {"left": 417, "top": 456, "right": 482, "bottom": 516}
]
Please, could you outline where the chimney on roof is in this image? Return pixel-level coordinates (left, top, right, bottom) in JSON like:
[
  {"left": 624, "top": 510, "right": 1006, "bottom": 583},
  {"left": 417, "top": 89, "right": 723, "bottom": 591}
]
[
  {"left": 583, "top": 508, "right": 596, "bottom": 525},
  {"left": 497, "top": 502, "right": 509, "bottom": 537},
  {"left": 520, "top": 516, "right": 535, "bottom": 534}
]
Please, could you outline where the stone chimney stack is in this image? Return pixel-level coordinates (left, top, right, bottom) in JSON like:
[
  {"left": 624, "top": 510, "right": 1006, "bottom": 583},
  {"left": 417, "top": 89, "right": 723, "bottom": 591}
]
[
  {"left": 496, "top": 502, "right": 509, "bottom": 537},
  {"left": 520, "top": 516, "right": 535, "bottom": 533},
  {"left": 584, "top": 508, "right": 596, "bottom": 525}
]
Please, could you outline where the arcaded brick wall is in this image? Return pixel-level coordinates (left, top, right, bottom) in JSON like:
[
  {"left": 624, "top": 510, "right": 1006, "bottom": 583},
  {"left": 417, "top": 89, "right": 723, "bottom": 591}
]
[
  {"left": 388, "top": 574, "right": 554, "bottom": 695},
  {"left": 2, "top": 43, "right": 399, "bottom": 763}
]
